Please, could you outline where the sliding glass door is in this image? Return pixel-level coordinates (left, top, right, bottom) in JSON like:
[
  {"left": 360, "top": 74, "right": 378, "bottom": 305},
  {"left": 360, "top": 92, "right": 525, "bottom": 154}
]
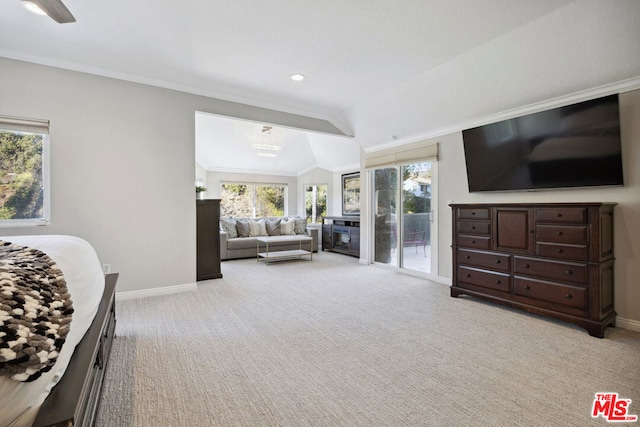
[
  {"left": 373, "top": 167, "right": 398, "bottom": 267},
  {"left": 373, "top": 162, "right": 434, "bottom": 274}
]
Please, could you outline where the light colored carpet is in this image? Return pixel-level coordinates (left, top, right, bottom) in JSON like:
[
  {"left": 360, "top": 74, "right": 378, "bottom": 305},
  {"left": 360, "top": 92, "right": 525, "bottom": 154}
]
[{"left": 96, "top": 252, "right": 640, "bottom": 426}]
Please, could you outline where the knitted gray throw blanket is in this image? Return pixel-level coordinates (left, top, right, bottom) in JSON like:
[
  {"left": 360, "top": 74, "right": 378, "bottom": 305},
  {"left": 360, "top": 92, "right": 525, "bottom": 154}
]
[{"left": 0, "top": 240, "right": 74, "bottom": 382}]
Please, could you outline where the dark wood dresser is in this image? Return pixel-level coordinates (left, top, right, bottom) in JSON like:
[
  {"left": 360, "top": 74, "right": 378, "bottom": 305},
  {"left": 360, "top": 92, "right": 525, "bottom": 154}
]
[
  {"left": 197, "top": 199, "right": 223, "bottom": 280},
  {"left": 450, "top": 203, "right": 616, "bottom": 337}
]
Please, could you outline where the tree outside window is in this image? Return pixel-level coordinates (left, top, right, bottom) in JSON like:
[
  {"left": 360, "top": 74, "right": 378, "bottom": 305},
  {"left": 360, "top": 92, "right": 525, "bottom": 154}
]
[
  {"left": 221, "top": 183, "right": 286, "bottom": 217},
  {"left": 304, "top": 185, "right": 327, "bottom": 223},
  {"left": 0, "top": 126, "right": 47, "bottom": 223}
]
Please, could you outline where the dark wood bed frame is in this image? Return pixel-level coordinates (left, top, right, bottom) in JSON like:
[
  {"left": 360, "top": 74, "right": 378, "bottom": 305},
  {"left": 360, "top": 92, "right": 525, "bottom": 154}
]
[{"left": 33, "top": 273, "right": 118, "bottom": 427}]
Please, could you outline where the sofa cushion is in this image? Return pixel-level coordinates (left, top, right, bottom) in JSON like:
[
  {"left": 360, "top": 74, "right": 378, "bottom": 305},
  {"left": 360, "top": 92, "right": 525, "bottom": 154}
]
[
  {"left": 293, "top": 217, "right": 308, "bottom": 235},
  {"left": 227, "top": 237, "right": 258, "bottom": 250},
  {"left": 220, "top": 217, "right": 237, "bottom": 238},
  {"left": 266, "top": 218, "right": 281, "bottom": 236},
  {"left": 280, "top": 218, "right": 295, "bottom": 235},
  {"left": 249, "top": 218, "right": 268, "bottom": 237},
  {"left": 235, "top": 220, "right": 250, "bottom": 237}
]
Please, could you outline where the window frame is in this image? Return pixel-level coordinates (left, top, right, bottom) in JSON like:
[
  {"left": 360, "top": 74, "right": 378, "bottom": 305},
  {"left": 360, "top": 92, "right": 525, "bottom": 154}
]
[
  {"left": 220, "top": 181, "right": 288, "bottom": 218},
  {"left": 0, "top": 116, "right": 51, "bottom": 228},
  {"left": 303, "top": 183, "right": 327, "bottom": 224}
]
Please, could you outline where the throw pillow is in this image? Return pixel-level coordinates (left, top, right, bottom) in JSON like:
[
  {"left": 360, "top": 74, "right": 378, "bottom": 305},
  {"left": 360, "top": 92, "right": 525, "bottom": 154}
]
[
  {"left": 219, "top": 217, "right": 237, "bottom": 238},
  {"left": 249, "top": 218, "right": 268, "bottom": 237},
  {"left": 266, "top": 218, "right": 281, "bottom": 236},
  {"left": 293, "top": 217, "right": 308, "bottom": 235},
  {"left": 235, "top": 220, "right": 250, "bottom": 238},
  {"left": 280, "top": 218, "right": 296, "bottom": 235}
]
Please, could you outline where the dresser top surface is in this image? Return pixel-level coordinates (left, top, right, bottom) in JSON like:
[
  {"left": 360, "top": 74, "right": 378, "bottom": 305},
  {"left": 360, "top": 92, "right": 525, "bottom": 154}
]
[{"left": 450, "top": 202, "right": 616, "bottom": 208}]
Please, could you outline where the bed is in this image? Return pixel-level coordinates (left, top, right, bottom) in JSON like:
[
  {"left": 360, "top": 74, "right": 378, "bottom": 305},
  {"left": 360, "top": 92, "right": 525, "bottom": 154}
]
[{"left": 0, "top": 235, "right": 113, "bottom": 427}]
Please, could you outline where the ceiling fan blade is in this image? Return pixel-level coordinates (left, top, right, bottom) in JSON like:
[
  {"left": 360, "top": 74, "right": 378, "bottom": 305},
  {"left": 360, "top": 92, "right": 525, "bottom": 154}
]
[{"left": 27, "top": 0, "right": 76, "bottom": 23}]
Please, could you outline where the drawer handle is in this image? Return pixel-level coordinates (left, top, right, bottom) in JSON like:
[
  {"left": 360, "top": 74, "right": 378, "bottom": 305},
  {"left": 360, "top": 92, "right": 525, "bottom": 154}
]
[
  {"left": 565, "top": 270, "right": 572, "bottom": 275},
  {"left": 523, "top": 263, "right": 529, "bottom": 268},
  {"left": 495, "top": 280, "right": 501, "bottom": 284},
  {"left": 556, "top": 231, "right": 563, "bottom": 236},
  {"left": 557, "top": 213, "right": 563, "bottom": 218},
  {"left": 465, "top": 255, "right": 471, "bottom": 259},
  {"left": 556, "top": 248, "right": 563, "bottom": 253},
  {"left": 524, "top": 285, "right": 530, "bottom": 290},
  {"left": 565, "top": 293, "right": 572, "bottom": 299},
  {"left": 471, "top": 240, "right": 476, "bottom": 244},
  {"left": 472, "top": 212, "right": 476, "bottom": 216},
  {"left": 495, "top": 259, "right": 501, "bottom": 264},
  {"left": 471, "top": 226, "right": 476, "bottom": 230},
  {"left": 466, "top": 273, "right": 471, "bottom": 278}
]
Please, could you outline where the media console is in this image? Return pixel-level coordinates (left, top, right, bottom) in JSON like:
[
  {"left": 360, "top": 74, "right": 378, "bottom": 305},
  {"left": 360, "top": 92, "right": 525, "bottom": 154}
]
[
  {"left": 450, "top": 202, "right": 616, "bottom": 337},
  {"left": 322, "top": 216, "right": 360, "bottom": 257}
]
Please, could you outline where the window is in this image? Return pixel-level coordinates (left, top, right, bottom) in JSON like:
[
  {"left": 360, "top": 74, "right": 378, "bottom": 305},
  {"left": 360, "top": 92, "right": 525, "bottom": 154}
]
[
  {"left": 304, "top": 184, "right": 327, "bottom": 223},
  {"left": 0, "top": 116, "right": 50, "bottom": 226},
  {"left": 220, "top": 183, "right": 287, "bottom": 217}
]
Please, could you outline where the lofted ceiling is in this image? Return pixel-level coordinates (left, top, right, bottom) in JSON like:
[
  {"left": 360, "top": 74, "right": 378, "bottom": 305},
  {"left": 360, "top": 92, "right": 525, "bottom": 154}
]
[
  {"left": 195, "top": 112, "right": 360, "bottom": 175},
  {"left": 1, "top": 1, "right": 639, "bottom": 174}
]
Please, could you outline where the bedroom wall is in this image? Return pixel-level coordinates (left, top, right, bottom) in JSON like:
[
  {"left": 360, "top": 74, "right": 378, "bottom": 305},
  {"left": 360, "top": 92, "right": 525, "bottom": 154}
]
[
  {"left": 2, "top": 56, "right": 638, "bottom": 327},
  {"left": 436, "top": 88, "right": 640, "bottom": 327},
  {"left": 0, "top": 57, "right": 338, "bottom": 293}
]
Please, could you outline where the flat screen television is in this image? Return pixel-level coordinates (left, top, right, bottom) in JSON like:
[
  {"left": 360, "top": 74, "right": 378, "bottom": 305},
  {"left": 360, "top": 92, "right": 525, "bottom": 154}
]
[{"left": 462, "top": 94, "right": 624, "bottom": 192}]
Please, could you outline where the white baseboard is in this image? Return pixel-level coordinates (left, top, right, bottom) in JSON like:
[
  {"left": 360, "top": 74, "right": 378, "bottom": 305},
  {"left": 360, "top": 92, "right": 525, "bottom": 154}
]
[
  {"left": 113, "top": 277, "right": 640, "bottom": 334},
  {"left": 433, "top": 275, "right": 452, "bottom": 286},
  {"left": 115, "top": 282, "right": 197, "bottom": 301},
  {"left": 615, "top": 316, "right": 640, "bottom": 333}
]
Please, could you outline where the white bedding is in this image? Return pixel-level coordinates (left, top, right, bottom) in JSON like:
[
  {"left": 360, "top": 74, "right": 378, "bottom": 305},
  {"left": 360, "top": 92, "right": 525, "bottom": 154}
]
[{"left": 0, "top": 235, "right": 105, "bottom": 427}]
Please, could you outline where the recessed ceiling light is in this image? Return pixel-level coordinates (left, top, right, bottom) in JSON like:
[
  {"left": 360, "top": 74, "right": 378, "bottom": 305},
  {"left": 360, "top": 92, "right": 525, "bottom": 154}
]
[
  {"left": 257, "top": 152, "right": 277, "bottom": 157},
  {"left": 23, "top": 1, "right": 47, "bottom": 15},
  {"left": 290, "top": 73, "right": 305, "bottom": 82}
]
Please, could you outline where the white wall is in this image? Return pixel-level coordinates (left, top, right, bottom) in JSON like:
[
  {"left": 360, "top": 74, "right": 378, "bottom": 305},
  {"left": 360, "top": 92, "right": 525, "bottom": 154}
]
[
  {"left": 435, "top": 88, "right": 640, "bottom": 325},
  {"left": 0, "top": 57, "right": 338, "bottom": 293},
  {"left": 195, "top": 162, "right": 208, "bottom": 191}
]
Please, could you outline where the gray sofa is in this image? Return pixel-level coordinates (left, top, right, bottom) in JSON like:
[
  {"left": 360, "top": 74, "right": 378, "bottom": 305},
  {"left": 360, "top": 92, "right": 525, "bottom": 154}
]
[{"left": 219, "top": 216, "right": 318, "bottom": 261}]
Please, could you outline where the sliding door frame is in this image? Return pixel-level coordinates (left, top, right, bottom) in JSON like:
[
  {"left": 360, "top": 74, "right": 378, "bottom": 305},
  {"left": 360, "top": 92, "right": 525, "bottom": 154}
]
[{"left": 367, "top": 161, "right": 438, "bottom": 279}]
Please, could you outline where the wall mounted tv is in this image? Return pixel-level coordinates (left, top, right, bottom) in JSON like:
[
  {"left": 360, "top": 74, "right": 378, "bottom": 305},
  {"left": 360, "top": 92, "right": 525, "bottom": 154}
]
[{"left": 462, "top": 94, "right": 623, "bottom": 192}]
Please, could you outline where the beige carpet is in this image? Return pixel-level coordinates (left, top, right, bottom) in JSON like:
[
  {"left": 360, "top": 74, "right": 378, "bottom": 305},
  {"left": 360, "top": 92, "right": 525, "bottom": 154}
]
[{"left": 96, "top": 252, "right": 640, "bottom": 426}]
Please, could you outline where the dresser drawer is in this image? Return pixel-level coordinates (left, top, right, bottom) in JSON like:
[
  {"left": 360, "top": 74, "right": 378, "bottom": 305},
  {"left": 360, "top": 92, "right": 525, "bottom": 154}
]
[
  {"left": 459, "top": 266, "right": 510, "bottom": 293},
  {"left": 536, "top": 225, "right": 588, "bottom": 244},
  {"left": 458, "top": 235, "right": 491, "bottom": 250},
  {"left": 457, "top": 220, "right": 490, "bottom": 235},
  {"left": 536, "top": 207, "right": 587, "bottom": 223},
  {"left": 514, "top": 277, "right": 587, "bottom": 311},
  {"left": 513, "top": 256, "right": 587, "bottom": 285},
  {"left": 458, "top": 249, "right": 510, "bottom": 272},
  {"left": 457, "top": 208, "right": 490, "bottom": 220},
  {"left": 536, "top": 242, "right": 588, "bottom": 261}
]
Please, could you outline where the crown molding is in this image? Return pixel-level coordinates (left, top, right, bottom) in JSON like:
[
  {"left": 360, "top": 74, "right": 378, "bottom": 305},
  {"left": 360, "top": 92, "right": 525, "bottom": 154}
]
[{"left": 365, "top": 76, "right": 640, "bottom": 154}]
